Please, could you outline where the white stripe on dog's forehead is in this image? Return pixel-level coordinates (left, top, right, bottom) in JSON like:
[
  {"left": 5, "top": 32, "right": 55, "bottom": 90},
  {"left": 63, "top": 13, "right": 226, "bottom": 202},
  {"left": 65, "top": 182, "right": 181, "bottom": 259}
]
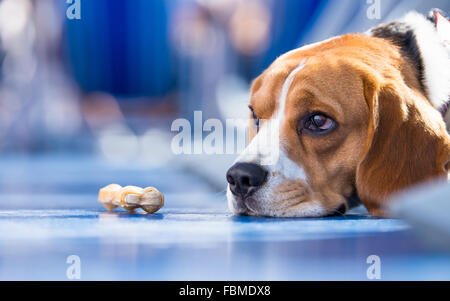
[
  {"left": 235, "top": 60, "right": 307, "bottom": 181},
  {"left": 276, "top": 60, "right": 306, "bottom": 122}
]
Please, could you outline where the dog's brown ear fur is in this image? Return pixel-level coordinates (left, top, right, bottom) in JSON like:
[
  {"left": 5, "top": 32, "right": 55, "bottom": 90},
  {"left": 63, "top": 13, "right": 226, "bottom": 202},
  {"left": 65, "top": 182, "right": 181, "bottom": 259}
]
[{"left": 356, "top": 74, "right": 450, "bottom": 216}]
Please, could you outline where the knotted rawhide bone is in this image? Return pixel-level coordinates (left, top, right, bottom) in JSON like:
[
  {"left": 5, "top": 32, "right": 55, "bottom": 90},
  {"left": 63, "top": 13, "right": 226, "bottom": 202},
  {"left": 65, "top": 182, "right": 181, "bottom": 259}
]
[{"left": 98, "top": 184, "right": 164, "bottom": 213}]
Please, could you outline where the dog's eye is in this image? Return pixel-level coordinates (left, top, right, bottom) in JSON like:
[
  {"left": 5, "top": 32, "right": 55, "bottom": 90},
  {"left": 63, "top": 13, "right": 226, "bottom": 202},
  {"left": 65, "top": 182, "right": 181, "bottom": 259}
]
[
  {"left": 249, "top": 107, "right": 260, "bottom": 132},
  {"left": 303, "top": 113, "right": 336, "bottom": 134}
]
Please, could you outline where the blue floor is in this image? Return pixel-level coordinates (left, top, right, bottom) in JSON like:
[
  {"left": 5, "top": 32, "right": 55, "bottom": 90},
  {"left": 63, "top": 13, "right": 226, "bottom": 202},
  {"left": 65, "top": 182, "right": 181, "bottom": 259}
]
[{"left": 0, "top": 155, "right": 449, "bottom": 280}]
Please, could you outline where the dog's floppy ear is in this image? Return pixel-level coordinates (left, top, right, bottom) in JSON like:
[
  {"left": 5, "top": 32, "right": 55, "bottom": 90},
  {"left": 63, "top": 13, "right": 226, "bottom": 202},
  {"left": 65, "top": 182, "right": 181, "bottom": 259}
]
[{"left": 356, "top": 74, "right": 450, "bottom": 216}]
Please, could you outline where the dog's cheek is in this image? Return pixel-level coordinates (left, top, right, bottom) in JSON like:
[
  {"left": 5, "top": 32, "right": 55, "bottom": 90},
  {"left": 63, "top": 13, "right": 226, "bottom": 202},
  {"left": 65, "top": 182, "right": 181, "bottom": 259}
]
[{"left": 272, "top": 200, "right": 327, "bottom": 217}]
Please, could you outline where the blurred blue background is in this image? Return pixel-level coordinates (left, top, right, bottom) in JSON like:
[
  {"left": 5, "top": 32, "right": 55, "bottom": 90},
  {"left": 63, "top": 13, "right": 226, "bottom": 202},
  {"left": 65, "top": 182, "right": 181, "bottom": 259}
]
[
  {"left": 0, "top": 0, "right": 450, "bottom": 281},
  {"left": 0, "top": 0, "right": 448, "bottom": 159}
]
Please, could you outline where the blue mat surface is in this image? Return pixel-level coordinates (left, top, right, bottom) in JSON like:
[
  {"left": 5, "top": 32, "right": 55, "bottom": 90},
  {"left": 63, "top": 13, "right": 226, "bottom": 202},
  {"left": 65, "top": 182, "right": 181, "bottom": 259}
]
[{"left": 0, "top": 155, "right": 449, "bottom": 280}]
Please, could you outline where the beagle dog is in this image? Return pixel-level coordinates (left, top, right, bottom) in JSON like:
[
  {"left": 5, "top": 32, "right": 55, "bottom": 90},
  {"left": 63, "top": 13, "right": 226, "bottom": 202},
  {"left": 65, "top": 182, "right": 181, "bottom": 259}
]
[{"left": 226, "top": 10, "right": 450, "bottom": 217}]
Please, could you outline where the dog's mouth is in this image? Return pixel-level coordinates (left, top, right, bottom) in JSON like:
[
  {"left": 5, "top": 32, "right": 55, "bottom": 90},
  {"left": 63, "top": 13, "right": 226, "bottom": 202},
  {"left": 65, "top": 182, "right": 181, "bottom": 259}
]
[
  {"left": 346, "top": 191, "right": 362, "bottom": 209},
  {"left": 230, "top": 190, "right": 362, "bottom": 217},
  {"left": 229, "top": 196, "right": 260, "bottom": 216},
  {"left": 241, "top": 197, "right": 263, "bottom": 215},
  {"left": 324, "top": 204, "right": 348, "bottom": 217}
]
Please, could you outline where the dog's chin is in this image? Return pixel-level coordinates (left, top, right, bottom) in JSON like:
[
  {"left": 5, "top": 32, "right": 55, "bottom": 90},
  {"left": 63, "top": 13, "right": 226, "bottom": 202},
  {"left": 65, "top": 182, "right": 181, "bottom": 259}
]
[{"left": 226, "top": 186, "right": 331, "bottom": 217}]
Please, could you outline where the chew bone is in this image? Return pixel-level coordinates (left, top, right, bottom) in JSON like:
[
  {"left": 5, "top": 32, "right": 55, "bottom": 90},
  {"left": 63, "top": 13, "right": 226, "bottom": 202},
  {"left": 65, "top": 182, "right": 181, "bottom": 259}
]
[{"left": 98, "top": 184, "right": 164, "bottom": 213}]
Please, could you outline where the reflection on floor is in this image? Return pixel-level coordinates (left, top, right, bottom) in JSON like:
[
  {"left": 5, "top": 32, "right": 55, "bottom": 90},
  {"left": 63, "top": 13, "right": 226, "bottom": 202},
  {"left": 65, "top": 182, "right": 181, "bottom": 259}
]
[{"left": 0, "top": 155, "right": 449, "bottom": 280}]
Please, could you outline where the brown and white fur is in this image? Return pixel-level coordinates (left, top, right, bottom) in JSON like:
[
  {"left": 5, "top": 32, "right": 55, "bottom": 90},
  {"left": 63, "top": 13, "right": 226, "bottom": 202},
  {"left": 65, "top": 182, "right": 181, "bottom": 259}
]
[{"left": 226, "top": 11, "right": 450, "bottom": 217}]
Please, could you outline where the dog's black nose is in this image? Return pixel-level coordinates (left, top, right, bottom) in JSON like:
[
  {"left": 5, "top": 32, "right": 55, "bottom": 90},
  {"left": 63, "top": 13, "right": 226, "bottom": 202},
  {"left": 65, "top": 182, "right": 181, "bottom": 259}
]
[{"left": 226, "top": 163, "right": 268, "bottom": 199}]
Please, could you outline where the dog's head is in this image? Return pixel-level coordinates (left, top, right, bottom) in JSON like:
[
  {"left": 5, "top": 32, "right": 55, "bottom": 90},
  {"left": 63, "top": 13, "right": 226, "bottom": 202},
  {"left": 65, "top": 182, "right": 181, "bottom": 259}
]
[{"left": 226, "top": 33, "right": 450, "bottom": 217}]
